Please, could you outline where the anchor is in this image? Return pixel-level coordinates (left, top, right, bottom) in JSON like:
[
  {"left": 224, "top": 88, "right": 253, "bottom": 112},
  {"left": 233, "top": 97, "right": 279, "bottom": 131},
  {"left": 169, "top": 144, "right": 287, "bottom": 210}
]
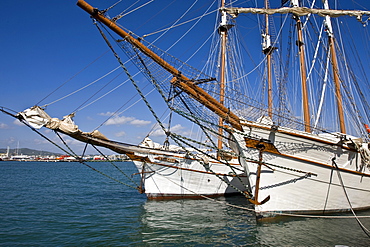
[{"left": 248, "top": 143, "right": 270, "bottom": 205}]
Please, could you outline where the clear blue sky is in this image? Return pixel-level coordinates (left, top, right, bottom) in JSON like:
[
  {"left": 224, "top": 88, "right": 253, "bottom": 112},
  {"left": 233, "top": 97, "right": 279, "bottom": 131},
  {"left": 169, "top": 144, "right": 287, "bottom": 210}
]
[
  {"left": 0, "top": 0, "right": 221, "bottom": 154},
  {"left": 1, "top": 0, "right": 369, "bottom": 154}
]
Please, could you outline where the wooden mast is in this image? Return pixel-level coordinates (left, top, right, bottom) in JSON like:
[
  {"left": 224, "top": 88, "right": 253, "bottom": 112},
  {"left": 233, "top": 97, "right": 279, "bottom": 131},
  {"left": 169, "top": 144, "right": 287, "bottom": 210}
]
[
  {"left": 217, "top": 0, "right": 228, "bottom": 158},
  {"left": 76, "top": 0, "right": 243, "bottom": 131},
  {"left": 292, "top": 0, "right": 311, "bottom": 132},
  {"left": 220, "top": 4, "right": 370, "bottom": 134},
  {"left": 264, "top": 0, "right": 273, "bottom": 119},
  {"left": 323, "top": 0, "right": 346, "bottom": 134}
]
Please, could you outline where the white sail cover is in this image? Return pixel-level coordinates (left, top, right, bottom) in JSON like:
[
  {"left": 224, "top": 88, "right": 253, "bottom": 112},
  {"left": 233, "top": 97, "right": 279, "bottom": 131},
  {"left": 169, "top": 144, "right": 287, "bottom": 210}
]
[
  {"left": 45, "top": 115, "right": 80, "bottom": 134},
  {"left": 18, "top": 106, "right": 109, "bottom": 139},
  {"left": 18, "top": 106, "right": 51, "bottom": 129},
  {"left": 18, "top": 106, "right": 79, "bottom": 135}
]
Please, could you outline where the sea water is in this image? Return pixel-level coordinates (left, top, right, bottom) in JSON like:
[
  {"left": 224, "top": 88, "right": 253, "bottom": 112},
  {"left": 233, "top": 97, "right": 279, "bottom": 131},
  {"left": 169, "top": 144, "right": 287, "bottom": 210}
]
[{"left": 0, "top": 161, "right": 369, "bottom": 246}]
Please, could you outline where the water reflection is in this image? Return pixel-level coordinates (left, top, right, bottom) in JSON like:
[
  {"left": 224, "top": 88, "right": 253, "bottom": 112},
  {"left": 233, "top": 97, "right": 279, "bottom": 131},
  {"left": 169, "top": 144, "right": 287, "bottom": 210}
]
[
  {"left": 139, "top": 196, "right": 258, "bottom": 245},
  {"left": 1, "top": 162, "right": 369, "bottom": 245},
  {"left": 138, "top": 195, "right": 370, "bottom": 246},
  {"left": 256, "top": 211, "right": 370, "bottom": 246}
]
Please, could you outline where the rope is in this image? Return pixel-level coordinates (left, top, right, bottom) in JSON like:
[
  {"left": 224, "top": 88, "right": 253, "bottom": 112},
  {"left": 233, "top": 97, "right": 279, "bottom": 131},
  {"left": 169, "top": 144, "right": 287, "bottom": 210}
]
[
  {"left": 143, "top": 8, "right": 218, "bottom": 38},
  {"left": 87, "top": 7, "right": 370, "bottom": 225},
  {"left": 93, "top": 87, "right": 155, "bottom": 131},
  {"left": 5, "top": 107, "right": 370, "bottom": 220},
  {"left": 173, "top": 108, "right": 316, "bottom": 175},
  {"left": 72, "top": 70, "right": 124, "bottom": 113},
  {"left": 55, "top": 131, "right": 80, "bottom": 158},
  {"left": 169, "top": 133, "right": 252, "bottom": 197},
  {"left": 146, "top": 0, "right": 199, "bottom": 45},
  {"left": 93, "top": 19, "right": 255, "bottom": 196},
  {"left": 130, "top": 48, "right": 169, "bottom": 134},
  {"left": 54, "top": 130, "right": 140, "bottom": 190},
  {"left": 94, "top": 21, "right": 169, "bottom": 137},
  {"left": 13, "top": 114, "right": 76, "bottom": 158},
  {"left": 166, "top": 0, "right": 215, "bottom": 51},
  {"left": 90, "top": 144, "right": 140, "bottom": 188},
  {"left": 42, "top": 66, "right": 121, "bottom": 107},
  {"left": 36, "top": 51, "right": 109, "bottom": 106},
  {"left": 78, "top": 160, "right": 140, "bottom": 190},
  {"left": 129, "top": 48, "right": 253, "bottom": 194},
  {"left": 102, "top": 0, "right": 122, "bottom": 14},
  {"left": 144, "top": 160, "right": 370, "bottom": 219},
  {"left": 8, "top": 109, "right": 141, "bottom": 191},
  {"left": 78, "top": 75, "right": 145, "bottom": 114},
  {"left": 332, "top": 158, "right": 370, "bottom": 238},
  {"left": 112, "top": 0, "right": 154, "bottom": 22},
  {"left": 224, "top": 10, "right": 289, "bottom": 84}
]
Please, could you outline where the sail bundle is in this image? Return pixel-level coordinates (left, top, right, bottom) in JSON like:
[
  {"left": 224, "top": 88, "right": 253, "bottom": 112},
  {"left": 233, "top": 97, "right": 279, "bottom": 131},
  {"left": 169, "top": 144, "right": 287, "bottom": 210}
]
[
  {"left": 16, "top": 106, "right": 155, "bottom": 156},
  {"left": 223, "top": 7, "right": 370, "bottom": 21}
]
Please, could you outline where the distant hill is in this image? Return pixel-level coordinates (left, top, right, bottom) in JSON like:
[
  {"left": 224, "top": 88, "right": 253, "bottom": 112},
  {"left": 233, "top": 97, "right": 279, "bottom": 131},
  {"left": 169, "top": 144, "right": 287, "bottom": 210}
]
[{"left": 0, "top": 148, "right": 62, "bottom": 156}]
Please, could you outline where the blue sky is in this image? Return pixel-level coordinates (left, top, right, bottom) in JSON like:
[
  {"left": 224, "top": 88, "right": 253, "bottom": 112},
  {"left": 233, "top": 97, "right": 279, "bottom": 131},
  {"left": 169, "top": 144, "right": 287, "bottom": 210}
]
[
  {"left": 1, "top": 0, "right": 370, "bottom": 154},
  {"left": 0, "top": 0, "right": 221, "bottom": 154}
]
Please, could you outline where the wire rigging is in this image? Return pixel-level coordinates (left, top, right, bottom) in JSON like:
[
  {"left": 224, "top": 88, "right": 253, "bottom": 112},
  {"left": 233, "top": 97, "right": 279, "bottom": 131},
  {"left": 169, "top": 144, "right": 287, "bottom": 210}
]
[
  {"left": 42, "top": 66, "right": 121, "bottom": 107},
  {"left": 112, "top": 0, "right": 155, "bottom": 22},
  {"left": 143, "top": 8, "right": 218, "bottom": 38},
  {"left": 36, "top": 51, "right": 109, "bottom": 107}
]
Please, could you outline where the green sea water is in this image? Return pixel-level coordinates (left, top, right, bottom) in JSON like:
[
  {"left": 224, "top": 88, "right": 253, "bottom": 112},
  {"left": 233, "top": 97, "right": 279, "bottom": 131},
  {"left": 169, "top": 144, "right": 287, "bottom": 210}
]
[{"left": 0, "top": 161, "right": 369, "bottom": 246}]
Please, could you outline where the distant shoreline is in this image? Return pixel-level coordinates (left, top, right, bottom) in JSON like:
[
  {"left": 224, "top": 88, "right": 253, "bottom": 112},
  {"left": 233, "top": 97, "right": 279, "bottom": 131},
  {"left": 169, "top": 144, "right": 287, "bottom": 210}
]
[{"left": 0, "top": 159, "right": 129, "bottom": 162}]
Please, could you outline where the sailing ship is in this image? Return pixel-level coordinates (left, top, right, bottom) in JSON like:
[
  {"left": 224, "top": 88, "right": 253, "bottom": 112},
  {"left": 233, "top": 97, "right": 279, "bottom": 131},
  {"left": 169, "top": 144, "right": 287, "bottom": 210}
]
[{"left": 2, "top": 0, "right": 370, "bottom": 219}]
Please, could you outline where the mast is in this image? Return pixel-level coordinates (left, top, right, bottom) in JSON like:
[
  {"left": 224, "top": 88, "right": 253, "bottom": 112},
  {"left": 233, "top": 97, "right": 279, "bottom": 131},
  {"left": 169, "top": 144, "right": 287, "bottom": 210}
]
[
  {"left": 292, "top": 0, "right": 311, "bottom": 132},
  {"left": 218, "top": 0, "right": 228, "bottom": 158},
  {"left": 323, "top": 0, "right": 346, "bottom": 134},
  {"left": 263, "top": 0, "right": 273, "bottom": 119},
  {"left": 222, "top": 3, "right": 370, "bottom": 133}
]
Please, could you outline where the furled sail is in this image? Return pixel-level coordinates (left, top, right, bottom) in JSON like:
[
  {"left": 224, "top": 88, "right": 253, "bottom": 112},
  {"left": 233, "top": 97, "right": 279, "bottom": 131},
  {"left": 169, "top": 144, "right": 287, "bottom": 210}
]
[
  {"left": 223, "top": 6, "right": 370, "bottom": 20},
  {"left": 17, "top": 106, "right": 146, "bottom": 155}
]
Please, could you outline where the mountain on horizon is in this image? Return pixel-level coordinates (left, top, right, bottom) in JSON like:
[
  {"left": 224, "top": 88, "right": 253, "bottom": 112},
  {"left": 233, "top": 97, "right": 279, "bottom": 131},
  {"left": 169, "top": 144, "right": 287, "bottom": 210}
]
[{"left": 0, "top": 148, "right": 62, "bottom": 156}]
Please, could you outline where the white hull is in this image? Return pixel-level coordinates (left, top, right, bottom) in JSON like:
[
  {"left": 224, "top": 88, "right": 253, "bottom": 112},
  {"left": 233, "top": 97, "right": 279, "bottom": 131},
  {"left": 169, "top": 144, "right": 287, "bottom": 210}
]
[
  {"left": 233, "top": 120, "right": 370, "bottom": 218},
  {"left": 16, "top": 107, "right": 370, "bottom": 218},
  {"left": 130, "top": 148, "right": 249, "bottom": 199}
]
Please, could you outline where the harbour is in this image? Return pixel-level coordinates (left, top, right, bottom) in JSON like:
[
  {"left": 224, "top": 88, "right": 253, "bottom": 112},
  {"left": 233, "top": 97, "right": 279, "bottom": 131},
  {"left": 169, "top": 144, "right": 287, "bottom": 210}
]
[{"left": 0, "top": 147, "right": 129, "bottom": 162}]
